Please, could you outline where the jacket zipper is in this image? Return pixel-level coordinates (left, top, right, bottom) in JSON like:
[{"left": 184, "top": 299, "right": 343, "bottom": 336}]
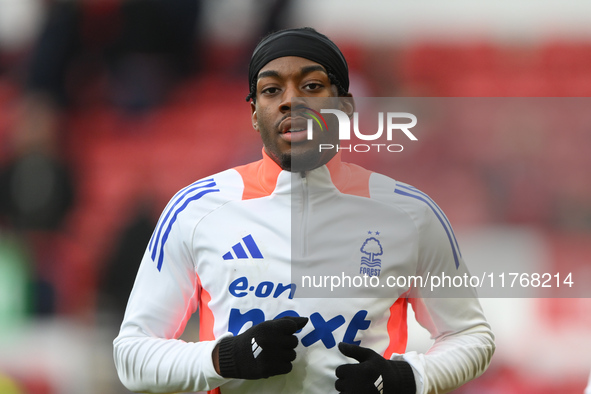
[{"left": 300, "top": 171, "right": 309, "bottom": 257}]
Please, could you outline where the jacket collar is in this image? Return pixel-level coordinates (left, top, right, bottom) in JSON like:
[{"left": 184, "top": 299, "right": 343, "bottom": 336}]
[{"left": 258, "top": 148, "right": 367, "bottom": 197}]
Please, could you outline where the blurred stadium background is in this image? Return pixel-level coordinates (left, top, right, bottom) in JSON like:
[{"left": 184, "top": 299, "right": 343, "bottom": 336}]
[{"left": 0, "top": 0, "right": 590, "bottom": 393}]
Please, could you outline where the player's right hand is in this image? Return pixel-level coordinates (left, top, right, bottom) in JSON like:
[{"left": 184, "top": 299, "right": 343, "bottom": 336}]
[{"left": 216, "top": 316, "right": 308, "bottom": 379}]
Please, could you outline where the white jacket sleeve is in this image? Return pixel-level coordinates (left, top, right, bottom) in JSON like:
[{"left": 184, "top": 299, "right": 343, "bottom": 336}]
[
  {"left": 403, "top": 297, "right": 495, "bottom": 394},
  {"left": 113, "top": 210, "right": 230, "bottom": 393},
  {"left": 402, "top": 194, "right": 495, "bottom": 394}
]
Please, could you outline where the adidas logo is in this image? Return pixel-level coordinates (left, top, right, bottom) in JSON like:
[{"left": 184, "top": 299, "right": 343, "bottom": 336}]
[
  {"left": 251, "top": 338, "right": 262, "bottom": 358},
  {"left": 223, "top": 234, "right": 263, "bottom": 260},
  {"left": 374, "top": 374, "right": 383, "bottom": 394}
]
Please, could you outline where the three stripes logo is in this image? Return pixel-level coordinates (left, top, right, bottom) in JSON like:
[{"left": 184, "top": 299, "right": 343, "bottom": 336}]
[
  {"left": 251, "top": 338, "right": 262, "bottom": 358},
  {"left": 223, "top": 234, "right": 263, "bottom": 260},
  {"left": 374, "top": 374, "right": 384, "bottom": 394}
]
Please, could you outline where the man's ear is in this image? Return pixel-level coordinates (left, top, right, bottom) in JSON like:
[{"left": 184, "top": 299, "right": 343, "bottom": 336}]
[
  {"left": 340, "top": 94, "right": 355, "bottom": 118},
  {"left": 250, "top": 101, "right": 259, "bottom": 131}
]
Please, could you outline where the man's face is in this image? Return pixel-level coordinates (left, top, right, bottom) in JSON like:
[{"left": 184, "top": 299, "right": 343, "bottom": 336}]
[{"left": 251, "top": 56, "right": 347, "bottom": 172}]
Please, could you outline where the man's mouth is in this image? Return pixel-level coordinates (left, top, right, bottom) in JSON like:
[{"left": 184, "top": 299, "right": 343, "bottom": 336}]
[
  {"left": 280, "top": 117, "right": 306, "bottom": 133},
  {"left": 284, "top": 128, "right": 306, "bottom": 133},
  {"left": 279, "top": 117, "right": 309, "bottom": 142}
]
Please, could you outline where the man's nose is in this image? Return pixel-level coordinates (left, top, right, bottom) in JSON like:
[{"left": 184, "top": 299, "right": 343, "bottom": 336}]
[{"left": 278, "top": 83, "right": 299, "bottom": 113}]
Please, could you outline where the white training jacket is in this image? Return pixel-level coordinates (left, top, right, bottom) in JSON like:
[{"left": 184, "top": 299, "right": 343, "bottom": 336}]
[{"left": 113, "top": 151, "right": 495, "bottom": 394}]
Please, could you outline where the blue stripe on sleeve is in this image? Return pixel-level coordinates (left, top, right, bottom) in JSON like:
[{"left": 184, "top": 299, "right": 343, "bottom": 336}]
[
  {"left": 148, "top": 177, "right": 219, "bottom": 271},
  {"left": 394, "top": 186, "right": 460, "bottom": 269},
  {"left": 156, "top": 188, "right": 219, "bottom": 271},
  {"left": 149, "top": 178, "right": 216, "bottom": 253},
  {"left": 398, "top": 184, "right": 462, "bottom": 257}
]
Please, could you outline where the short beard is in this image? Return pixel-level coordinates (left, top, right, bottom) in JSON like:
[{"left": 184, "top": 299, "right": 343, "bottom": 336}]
[
  {"left": 275, "top": 151, "right": 292, "bottom": 172},
  {"left": 287, "top": 145, "right": 337, "bottom": 173}
]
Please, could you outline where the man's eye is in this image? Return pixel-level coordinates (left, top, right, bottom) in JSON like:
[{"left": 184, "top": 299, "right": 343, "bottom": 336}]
[
  {"left": 261, "top": 87, "right": 279, "bottom": 95},
  {"left": 304, "top": 83, "right": 325, "bottom": 92}
]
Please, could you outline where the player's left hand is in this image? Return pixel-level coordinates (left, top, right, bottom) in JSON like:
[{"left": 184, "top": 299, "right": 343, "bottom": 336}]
[{"left": 335, "top": 342, "right": 416, "bottom": 394}]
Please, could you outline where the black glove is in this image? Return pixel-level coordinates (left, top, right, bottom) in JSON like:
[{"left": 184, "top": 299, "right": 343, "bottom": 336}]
[
  {"left": 217, "top": 316, "right": 308, "bottom": 379},
  {"left": 335, "top": 342, "right": 416, "bottom": 394}
]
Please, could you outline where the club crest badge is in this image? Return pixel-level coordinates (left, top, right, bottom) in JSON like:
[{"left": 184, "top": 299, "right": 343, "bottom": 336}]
[{"left": 360, "top": 231, "right": 383, "bottom": 277}]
